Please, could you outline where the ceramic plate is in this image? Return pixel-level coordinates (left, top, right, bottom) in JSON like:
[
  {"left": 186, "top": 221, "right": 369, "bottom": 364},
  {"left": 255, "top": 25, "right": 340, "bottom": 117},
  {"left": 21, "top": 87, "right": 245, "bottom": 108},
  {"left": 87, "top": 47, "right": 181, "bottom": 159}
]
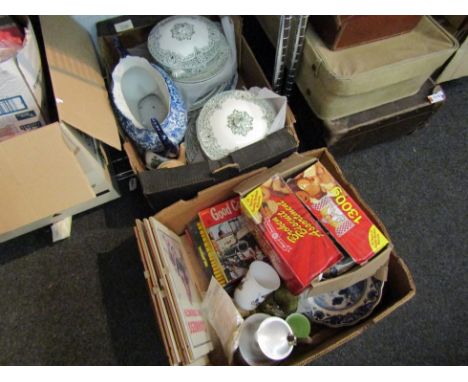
[
  {"left": 196, "top": 90, "right": 276, "bottom": 160},
  {"left": 298, "top": 277, "right": 384, "bottom": 327},
  {"left": 147, "top": 16, "right": 230, "bottom": 83},
  {"left": 185, "top": 110, "right": 205, "bottom": 163},
  {"left": 322, "top": 255, "right": 356, "bottom": 279}
]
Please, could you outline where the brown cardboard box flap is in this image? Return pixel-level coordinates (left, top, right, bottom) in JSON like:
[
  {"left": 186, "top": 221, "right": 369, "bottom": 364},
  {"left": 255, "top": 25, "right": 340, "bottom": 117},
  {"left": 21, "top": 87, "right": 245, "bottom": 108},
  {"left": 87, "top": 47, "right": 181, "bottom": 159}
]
[
  {"left": 234, "top": 152, "right": 317, "bottom": 196},
  {"left": 40, "top": 16, "right": 121, "bottom": 150},
  {"left": 156, "top": 169, "right": 265, "bottom": 236},
  {"left": 307, "top": 244, "right": 392, "bottom": 296},
  {"left": 0, "top": 124, "right": 95, "bottom": 234}
]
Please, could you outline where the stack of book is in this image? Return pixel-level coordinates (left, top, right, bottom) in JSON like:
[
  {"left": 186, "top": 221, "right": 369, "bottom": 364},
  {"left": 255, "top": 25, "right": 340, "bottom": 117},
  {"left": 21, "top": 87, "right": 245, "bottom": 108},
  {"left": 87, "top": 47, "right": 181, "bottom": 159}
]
[
  {"left": 134, "top": 217, "right": 213, "bottom": 366},
  {"left": 185, "top": 196, "right": 265, "bottom": 290}
]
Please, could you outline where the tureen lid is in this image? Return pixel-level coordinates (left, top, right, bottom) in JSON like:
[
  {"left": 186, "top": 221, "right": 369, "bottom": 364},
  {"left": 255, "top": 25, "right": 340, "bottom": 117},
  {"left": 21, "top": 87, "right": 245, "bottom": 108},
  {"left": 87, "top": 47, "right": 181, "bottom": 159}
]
[
  {"left": 196, "top": 90, "right": 276, "bottom": 161},
  {"left": 148, "top": 16, "right": 230, "bottom": 83}
]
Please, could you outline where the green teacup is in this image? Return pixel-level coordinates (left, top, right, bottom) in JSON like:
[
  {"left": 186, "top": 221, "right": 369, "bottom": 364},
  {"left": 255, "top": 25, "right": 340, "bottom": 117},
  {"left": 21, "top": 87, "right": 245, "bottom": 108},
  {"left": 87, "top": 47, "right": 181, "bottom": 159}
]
[{"left": 286, "top": 313, "right": 311, "bottom": 339}]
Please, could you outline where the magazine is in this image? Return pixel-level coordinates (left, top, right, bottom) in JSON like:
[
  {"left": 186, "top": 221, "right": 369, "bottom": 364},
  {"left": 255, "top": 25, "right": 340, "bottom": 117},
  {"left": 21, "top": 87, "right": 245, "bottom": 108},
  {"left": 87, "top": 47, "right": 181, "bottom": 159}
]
[{"left": 149, "top": 217, "right": 213, "bottom": 362}]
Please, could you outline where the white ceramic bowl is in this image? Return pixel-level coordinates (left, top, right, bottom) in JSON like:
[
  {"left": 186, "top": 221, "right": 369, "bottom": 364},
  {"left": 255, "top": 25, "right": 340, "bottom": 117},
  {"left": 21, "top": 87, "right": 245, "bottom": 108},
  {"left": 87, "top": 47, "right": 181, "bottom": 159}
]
[
  {"left": 147, "top": 16, "right": 230, "bottom": 84},
  {"left": 196, "top": 90, "right": 276, "bottom": 160}
]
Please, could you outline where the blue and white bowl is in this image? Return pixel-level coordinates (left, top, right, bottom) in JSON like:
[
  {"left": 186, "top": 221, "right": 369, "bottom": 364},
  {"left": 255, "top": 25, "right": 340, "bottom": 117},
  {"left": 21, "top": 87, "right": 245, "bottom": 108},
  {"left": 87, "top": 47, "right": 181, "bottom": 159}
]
[
  {"left": 298, "top": 277, "right": 384, "bottom": 327},
  {"left": 111, "top": 56, "right": 187, "bottom": 152}
]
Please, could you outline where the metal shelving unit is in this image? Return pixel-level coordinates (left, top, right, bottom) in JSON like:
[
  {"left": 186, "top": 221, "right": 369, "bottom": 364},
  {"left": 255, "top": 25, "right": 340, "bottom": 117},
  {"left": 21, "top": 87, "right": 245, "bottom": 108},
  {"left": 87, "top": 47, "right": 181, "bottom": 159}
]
[{"left": 272, "top": 15, "right": 309, "bottom": 98}]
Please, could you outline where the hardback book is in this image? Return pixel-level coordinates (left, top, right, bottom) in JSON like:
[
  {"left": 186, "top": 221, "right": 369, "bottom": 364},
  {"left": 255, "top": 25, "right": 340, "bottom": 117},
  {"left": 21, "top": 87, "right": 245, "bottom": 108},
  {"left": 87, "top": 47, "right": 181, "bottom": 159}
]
[
  {"left": 185, "top": 218, "right": 215, "bottom": 280},
  {"left": 198, "top": 196, "right": 265, "bottom": 287}
]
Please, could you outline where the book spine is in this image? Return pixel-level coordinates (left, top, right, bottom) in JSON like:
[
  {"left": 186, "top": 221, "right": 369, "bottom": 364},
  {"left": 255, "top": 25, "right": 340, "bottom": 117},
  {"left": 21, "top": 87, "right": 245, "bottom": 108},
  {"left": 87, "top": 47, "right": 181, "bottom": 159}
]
[
  {"left": 185, "top": 223, "right": 213, "bottom": 279},
  {"left": 197, "top": 220, "right": 228, "bottom": 287}
]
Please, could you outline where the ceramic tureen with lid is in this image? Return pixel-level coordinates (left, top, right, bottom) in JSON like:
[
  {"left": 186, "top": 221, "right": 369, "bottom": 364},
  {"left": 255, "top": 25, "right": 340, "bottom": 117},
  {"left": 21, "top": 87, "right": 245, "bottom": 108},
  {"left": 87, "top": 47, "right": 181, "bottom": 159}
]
[
  {"left": 196, "top": 90, "right": 276, "bottom": 160},
  {"left": 147, "top": 15, "right": 231, "bottom": 83}
]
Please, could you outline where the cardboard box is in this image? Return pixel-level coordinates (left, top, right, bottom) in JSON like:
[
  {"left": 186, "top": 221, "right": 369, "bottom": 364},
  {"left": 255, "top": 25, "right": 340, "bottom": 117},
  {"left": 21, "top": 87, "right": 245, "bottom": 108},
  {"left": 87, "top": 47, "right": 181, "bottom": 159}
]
[
  {"left": 0, "top": 17, "right": 47, "bottom": 141},
  {"left": 0, "top": 16, "right": 122, "bottom": 243},
  {"left": 135, "top": 148, "right": 415, "bottom": 365},
  {"left": 96, "top": 16, "right": 298, "bottom": 211}
]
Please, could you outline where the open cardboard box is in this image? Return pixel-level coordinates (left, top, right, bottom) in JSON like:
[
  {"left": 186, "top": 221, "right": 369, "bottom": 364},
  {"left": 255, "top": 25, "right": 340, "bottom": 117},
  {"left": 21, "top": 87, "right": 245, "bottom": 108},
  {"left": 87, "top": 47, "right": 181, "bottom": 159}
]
[
  {"left": 96, "top": 16, "right": 298, "bottom": 211},
  {"left": 0, "top": 16, "right": 121, "bottom": 243},
  {"left": 136, "top": 148, "right": 416, "bottom": 365}
]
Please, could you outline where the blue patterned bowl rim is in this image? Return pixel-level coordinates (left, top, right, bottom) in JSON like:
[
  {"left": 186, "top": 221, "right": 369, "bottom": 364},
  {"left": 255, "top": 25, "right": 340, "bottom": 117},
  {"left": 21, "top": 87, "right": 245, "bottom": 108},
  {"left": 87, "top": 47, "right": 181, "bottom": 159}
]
[
  {"left": 111, "top": 56, "right": 187, "bottom": 152},
  {"left": 300, "top": 277, "right": 384, "bottom": 328}
]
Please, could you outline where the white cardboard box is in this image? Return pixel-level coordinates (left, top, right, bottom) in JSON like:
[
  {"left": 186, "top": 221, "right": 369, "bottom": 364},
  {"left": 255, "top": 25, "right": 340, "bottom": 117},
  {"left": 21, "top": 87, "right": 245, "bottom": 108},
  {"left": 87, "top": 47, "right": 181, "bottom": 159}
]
[
  {"left": 0, "top": 17, "right": 46, "bottom": 141},
  {"left": 0, "top": 16, "right": 122, "bottom": 243}
]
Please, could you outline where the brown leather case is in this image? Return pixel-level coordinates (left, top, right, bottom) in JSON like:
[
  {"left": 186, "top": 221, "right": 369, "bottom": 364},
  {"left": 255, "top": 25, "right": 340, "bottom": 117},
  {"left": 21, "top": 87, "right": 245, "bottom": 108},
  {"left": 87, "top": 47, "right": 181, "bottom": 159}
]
[
  {"left": 323, "top": 80, "right": 444, "bottom": 155},
  {"left": 309, "top": 15, "right": 423, "bottom": 50}
]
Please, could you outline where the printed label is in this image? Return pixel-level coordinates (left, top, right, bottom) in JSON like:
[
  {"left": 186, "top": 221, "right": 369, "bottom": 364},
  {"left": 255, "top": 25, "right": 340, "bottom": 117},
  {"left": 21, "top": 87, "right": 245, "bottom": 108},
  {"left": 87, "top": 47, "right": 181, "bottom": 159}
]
[
  {"left": 240, "top": 188, "right": 264, "bottom": 223},
  {"left": 368, "top": 225, "right": 388, "bottom": 254},
  {"left": 114, "top": 19, "right": 134, "bottom": 33},
  {"left": 15, "top": 110, "right": 37, "bottom": 121},
  {"left": 199, "top": 196, "right": 241, "bottom": 228},
  {"left": 0, "top": 96, "right": 27, "bottom": 116},
  {"left": 19, "top": 121, "right": 42, "bottom": 131},
  {"left": 428, "top": 90, "right": 446, "bottom": 104}
]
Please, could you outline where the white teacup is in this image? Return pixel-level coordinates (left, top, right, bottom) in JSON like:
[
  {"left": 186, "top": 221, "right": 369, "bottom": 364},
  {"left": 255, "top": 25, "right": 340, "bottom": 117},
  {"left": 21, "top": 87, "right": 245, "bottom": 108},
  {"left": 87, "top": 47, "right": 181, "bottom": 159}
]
[
  {"left": 256, "top": 317, "right": 294, "bottom": 362},
  {"left": 234, "top": 261, "right": 281, "bottom": 311},
  {"left": 238, "top": 314, "right": 294, "bottom": 366}
]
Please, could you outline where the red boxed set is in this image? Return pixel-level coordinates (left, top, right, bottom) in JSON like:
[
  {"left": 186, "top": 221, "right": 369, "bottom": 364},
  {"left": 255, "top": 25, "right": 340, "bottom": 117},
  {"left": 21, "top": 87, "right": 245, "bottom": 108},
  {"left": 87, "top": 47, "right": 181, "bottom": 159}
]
[
  {"left": 240, "top": 175, "right": 342, "bottom": 295},
  {"left": 288, "top": 161, "right": 389, "bottom": 264}
]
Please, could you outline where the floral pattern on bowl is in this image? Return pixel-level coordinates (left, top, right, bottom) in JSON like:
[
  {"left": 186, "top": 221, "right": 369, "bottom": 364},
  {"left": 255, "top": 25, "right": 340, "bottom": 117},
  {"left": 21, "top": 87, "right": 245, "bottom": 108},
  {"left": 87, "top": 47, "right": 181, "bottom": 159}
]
[
  {"left": 298, "top": 277, "right": 383, "bottom": 327},
  {"left": 147, "top": 16, "right": 230, "bottom": 83},
  {"left": 322, "top": 255, "right": 356, "bottom": 279},
  {"left": 111, "top": 56, "right": 187, "bottom": 152},
  {"left": 196, "top": 90, "right": 276, "bottom": 161}
]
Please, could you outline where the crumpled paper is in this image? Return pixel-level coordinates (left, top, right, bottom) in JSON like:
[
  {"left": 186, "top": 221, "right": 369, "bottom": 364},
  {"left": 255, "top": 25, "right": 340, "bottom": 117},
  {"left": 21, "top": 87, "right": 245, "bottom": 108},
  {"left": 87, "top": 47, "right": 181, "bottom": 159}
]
[
  {"left": 248, "top": 86, "right": 287, "bottom": 135},
  {"left": 201, "top": 277, "right": 244, "bottom": 365}
]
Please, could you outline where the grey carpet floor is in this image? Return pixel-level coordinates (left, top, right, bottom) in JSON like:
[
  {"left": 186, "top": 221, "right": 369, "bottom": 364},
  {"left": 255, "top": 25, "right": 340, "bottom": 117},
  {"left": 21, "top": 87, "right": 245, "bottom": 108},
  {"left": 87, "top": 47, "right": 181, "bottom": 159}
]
[{"left": 0, "top": 77, "right": 467, "bottom": 365}]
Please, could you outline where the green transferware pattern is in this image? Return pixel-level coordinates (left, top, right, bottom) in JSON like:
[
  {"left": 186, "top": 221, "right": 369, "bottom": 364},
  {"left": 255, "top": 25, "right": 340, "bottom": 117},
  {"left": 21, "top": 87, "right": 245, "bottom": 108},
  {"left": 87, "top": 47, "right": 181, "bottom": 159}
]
[
  {"left": 197, "top": 90, "right": 276, "bottom": 160},
  {"left": 148, "top": 16, "right": 231, "bottom": 83}
]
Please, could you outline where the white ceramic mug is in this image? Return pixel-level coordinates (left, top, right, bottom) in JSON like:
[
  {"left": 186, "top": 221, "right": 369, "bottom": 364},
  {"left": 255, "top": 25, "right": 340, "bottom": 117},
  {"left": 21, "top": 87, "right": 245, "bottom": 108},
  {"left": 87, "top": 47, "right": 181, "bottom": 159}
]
[
  {"left": 234, "top": 261, "right": 281, "bottom": 311},
  {"left": 238, "top": 314, "right": 294, "bottom": 365}
]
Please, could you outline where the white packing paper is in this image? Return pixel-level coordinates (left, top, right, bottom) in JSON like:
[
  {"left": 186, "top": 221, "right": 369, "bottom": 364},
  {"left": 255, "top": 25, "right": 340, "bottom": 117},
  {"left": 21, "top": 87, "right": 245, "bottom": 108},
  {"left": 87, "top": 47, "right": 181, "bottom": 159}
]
[
  {"left": 201, "top": 277, "right": 244, "bottom": 365},
  {"left": 248, "top": 86, "right": 287, "bottom": 135}
]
